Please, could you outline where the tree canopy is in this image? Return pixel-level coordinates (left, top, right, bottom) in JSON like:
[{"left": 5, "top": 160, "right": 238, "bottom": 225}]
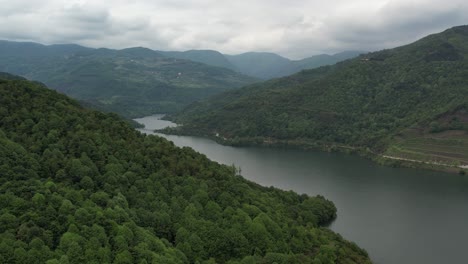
[{"left": 0, "top": 76, "right": 370, "bottom": 263}]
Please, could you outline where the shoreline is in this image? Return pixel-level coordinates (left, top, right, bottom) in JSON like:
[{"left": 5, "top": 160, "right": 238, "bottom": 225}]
[{"left": 157, "top": 127, "right": 467, "bottom": 175}]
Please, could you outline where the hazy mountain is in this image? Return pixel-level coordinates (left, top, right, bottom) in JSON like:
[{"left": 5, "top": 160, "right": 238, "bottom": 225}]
[
  {"left": 0, "top": 74, "right": 371, "bottom": 263},
  {"left": 158, "top": 49, "right": 362, "bottom": 80},
  {"left": 0, "top": 40, "right": 91, "bottom": 58},
  {"left": 165, "top": 26, "right": 468, "bottom": 170},
  {"left": 224, "top": 52, "right": 291, "bottom": 79},
  {"left": 287, "top": 51, "right": 363, "bottom": 75},
  {"left": 0, "top": 40, "right": 257, "bottom": 117},
  {"left": 225, "top": 51, "right": 362, "bottom": 79},
  {"left": 161, "top": 49, "right": 237, "bottom": 70}
]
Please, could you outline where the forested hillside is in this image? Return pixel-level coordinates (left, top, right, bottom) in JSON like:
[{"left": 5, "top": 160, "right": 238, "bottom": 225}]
[
  {"left": 167, "top": 26, "right": 468, "bottom": 169},
  {"left": 0, "top": 75, "right": 370, "bottom": 263},
  {"left": 0, "top": 41, "right": 256, "bottom": 117}
]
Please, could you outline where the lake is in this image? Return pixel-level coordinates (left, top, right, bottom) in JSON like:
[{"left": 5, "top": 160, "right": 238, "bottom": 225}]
[{"left": 135, "top": 115, "right": 468, "bottom": 264}]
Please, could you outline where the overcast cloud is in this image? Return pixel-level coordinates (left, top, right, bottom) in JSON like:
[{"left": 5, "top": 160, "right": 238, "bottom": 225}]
[{"left": 0, "top": 0, "right": 467, "bottom": 59}]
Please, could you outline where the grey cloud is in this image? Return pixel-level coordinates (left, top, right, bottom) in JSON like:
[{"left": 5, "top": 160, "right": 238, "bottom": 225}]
[
  {"left": 0, "top": 0, "right": 44, "bottom": 15},
  {"left": 323, "top": 1, "right": 468, "bottom": 53},
  {"left": 0, "top": 0, "right": 467, "bottom": 59}
]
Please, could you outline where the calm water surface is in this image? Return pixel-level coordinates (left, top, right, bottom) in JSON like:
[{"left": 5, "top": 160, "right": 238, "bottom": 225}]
[{"left": 135, "top": 115, "right": 468, "bottom": 264}]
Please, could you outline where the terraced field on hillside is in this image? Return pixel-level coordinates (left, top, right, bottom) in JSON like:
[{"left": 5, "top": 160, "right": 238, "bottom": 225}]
[{"left": 385, "top": 130, "right": 468, "bottom": 168}]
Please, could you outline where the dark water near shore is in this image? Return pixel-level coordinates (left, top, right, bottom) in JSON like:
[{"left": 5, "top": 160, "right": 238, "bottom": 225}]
[{"left": 135, "top": 115, "right": 468, "bottom": 264}]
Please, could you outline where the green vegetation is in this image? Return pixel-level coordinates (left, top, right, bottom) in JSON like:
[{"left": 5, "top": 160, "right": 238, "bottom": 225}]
[
  {"left": 166, "top": 26, "right": 468, "bottom": 169},
  {"left": 0, "top": 41, "right": 257, "bottom": 117},
  {"left": 0, "top": 76, "right": 370, "bottom": 263}
]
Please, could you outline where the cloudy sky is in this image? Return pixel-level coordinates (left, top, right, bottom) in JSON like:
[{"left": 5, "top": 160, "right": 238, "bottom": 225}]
[{"left": 0, "top": 0, "right": 467, "bottom": 59}]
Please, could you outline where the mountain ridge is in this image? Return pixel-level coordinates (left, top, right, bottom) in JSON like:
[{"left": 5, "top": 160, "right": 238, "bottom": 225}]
[{"left": 0, "top": 39, "right": 362, "bottom": 80}]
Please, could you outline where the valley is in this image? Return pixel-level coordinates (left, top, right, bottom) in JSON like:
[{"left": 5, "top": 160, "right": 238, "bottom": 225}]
[
  {"left": 1, "top": 18, "right": 468, "bottom": 264},
  {"left": 164, "top": 26, "right": 468, "bottom": 173}
]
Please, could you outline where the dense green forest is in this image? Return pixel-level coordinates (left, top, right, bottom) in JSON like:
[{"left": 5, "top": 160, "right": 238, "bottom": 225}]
[
  {"left": 0, "top": 75, "right": 370, "bottom": 263},
  {"left": 0, "top": 41, "right": 257, "bottom": 117},
  {"left": 166, "top": 26, "right": 468, "bottom": 169}
]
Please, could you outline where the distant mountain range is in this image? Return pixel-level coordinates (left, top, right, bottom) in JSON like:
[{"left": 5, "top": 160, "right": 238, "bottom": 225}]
[
  {"left": 0, "top": 40, "right": 360, "bottom": 117},
  {"left": 0, "top": 40, "right": 257, "bottom": 117},
  {"left": 161, "top": 50, "right": 363, "bottom": 79},
  {"left": 165, "top": 25, "right": 468, "bottom": 171},
  {"left": 224, "top": 51, "right": 363, "bottom": 79}
]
